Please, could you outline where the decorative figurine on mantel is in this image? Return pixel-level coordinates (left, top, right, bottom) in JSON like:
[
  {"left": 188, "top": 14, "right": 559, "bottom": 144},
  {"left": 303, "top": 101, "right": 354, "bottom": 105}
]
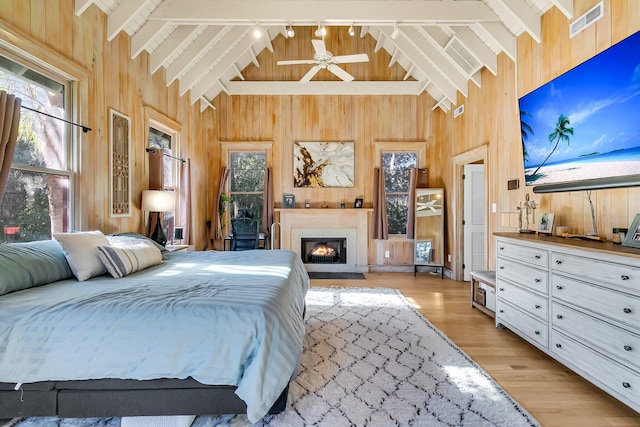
[{"left": 517, "top": 193, "right": 538, "bottom": 234}]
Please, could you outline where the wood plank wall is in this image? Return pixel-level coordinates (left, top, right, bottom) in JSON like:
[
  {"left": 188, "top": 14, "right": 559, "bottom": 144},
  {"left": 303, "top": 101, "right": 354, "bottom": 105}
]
[
  {"left": 3, "top": 1, "right": 639, "bottom": 269},
  {"left": 0, "top": 0, "right": 215, "bottom": 250},
  {"left": 433, "top": 0, "right": 640, "bottom": 272}
]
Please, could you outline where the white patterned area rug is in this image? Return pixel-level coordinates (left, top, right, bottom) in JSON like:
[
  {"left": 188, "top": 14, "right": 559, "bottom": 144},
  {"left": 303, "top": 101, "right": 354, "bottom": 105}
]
[{"left": 8, "top": 287, "right": 539, "bottom": 427}]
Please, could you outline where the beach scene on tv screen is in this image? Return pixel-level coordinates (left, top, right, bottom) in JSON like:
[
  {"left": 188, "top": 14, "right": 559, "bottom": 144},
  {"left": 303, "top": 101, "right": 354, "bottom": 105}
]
[{"left": 520, "top": 31, "right": 640, "bottom": 187}]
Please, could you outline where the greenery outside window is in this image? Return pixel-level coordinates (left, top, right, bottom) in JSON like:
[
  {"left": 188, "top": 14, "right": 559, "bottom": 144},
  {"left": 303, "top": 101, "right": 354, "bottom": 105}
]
[
  {"left": 382, "top": 151, "right": 418, "bottom": 235},
  {"left": 0, "top": 53, "right": 72, "bottom": 242},
  {"left": 229, "top": 151, "right": 266, "bottom": 227}
]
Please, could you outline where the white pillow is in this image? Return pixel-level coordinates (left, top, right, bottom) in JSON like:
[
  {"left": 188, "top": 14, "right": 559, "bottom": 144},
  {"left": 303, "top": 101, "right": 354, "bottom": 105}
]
[
  {"left": 96, "top": 243, "right": 163, "bottom": 278},
  {"left": 53, "top": 231, "right": 110, "bottom": 281}
]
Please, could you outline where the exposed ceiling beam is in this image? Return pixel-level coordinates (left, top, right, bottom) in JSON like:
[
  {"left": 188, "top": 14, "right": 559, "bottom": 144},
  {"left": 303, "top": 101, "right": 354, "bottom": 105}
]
[
  {"left": 149, "top": 1, "right": 501, "bottom": 24},
  {"left": 187, "top": 27, "right": 261, "bottom": 101},
  {"left": 223, "top": 81, "right": 424, "bottom": 95},
  {"left": 493, "top": 0, "right": 541, "bottom": 43},
  {"left": 75, "top": 0, "right": 96, "bottom": 16},
  {"left": 476, "top": 22, "right": 516, "bottom": 61},
  {"left": 149, "top": 25, "right": 201, "bottom": 74},
  {"left": 107, "top": 0, "right": 151, "bottom": 41},
  {"left": 551, "top": 0, "right": 573, "bottom": 19},
  {"left": 131, "top": 20, "right": 171, "bottom": 59},
  {"left": 166, "top": 25, "right": 229, "bottom": 86},
  {"left": 376, "top": 26, "right": 457, "bottom": 103},
  {"left": 404, "top": 26, "right": 468, "bottom": 97},
  {"left": 450, "top": 26, "right": 498, "bottom": 76}
]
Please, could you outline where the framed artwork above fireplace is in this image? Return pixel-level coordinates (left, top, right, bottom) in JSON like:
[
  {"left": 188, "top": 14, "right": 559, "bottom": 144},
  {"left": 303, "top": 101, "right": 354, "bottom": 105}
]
[{"left": 293, "top": 141, "right": 355, "bottom": 188}]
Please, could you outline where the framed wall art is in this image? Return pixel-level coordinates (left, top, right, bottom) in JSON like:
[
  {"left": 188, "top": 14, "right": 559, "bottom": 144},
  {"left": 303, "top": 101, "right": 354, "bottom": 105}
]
[
  {"left": 293, "top": 141, "right": 354, "bottom": 188},
  {"left": 109, "top": 108, "right": 131, "bottom": 217}
]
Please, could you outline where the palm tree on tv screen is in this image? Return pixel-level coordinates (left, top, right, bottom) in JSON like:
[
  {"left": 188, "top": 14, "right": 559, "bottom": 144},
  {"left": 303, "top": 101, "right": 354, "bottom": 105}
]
[
  {"left": 530, "top": 114, "right": 574, "bottom": 177},
  {"left": 520, "top": 110, "right": 534, "bottom": 162}
]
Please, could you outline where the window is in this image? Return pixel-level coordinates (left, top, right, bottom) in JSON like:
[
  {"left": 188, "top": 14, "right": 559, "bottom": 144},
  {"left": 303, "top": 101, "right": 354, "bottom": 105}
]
[
  {"left": 146, "top": 107, "right": 181, "bottom": 239},
  {"left": 229, "top": 151, "right": 266, "bottom": 226},
  {"left": 382, "top": 151, "right": 418, "bottom": 235},
  {"left": 0, "top": 53, "right": 73, "bottom": 242}
]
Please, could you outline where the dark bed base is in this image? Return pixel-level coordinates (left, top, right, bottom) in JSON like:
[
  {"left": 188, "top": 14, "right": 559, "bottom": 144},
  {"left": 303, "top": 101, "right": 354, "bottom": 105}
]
[{"left": 0, "top": 378, "right": 288, "bottom": 419}]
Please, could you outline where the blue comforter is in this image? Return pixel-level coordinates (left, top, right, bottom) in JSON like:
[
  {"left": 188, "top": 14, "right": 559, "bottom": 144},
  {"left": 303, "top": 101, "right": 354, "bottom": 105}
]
[{"left": 0, "top": 249, "right": 309, "bottom": 423}]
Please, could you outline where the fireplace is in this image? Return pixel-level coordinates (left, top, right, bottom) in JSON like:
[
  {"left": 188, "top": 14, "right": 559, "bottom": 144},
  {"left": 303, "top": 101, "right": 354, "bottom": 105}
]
[{"left": 301, "top": 238, "right": 347, "bottom": 264}]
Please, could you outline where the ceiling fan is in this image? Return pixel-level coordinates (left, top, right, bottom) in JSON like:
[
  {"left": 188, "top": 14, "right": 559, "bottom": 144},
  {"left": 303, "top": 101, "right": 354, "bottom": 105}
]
[{"left": 277, "top": 39, "right": 369, "bottom": 82}]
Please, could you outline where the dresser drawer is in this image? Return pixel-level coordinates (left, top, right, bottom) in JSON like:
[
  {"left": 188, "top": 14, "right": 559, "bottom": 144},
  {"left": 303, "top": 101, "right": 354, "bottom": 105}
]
[
  {"left": 551, "top": 330, "right": 640, "bottom": 408},
  {"left": 552, "top": 302, "right": 640, "bottom": 371},
  {"left": 551, "top": 252, "right": 640, "bottom": 293},
  {"left": 552, "top": 275, "right": 640, "bottom": 330},
  {"left": 497, "top": 257, "right": 548, "bottom": 294},
  {"left": 497, "top": 240, "right": 548, "bottom": 268},
  {"left": 497, "top": 283, "right": 548, "bottom": 321},
  {"left": 497, "top": 300, "right": 548, "bottom": 349}
]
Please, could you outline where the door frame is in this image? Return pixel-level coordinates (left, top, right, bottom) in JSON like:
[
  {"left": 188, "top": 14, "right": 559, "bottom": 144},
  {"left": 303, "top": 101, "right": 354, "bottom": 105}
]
[{"left": 451, "top": 145, "right": 488, "bottom": 281}]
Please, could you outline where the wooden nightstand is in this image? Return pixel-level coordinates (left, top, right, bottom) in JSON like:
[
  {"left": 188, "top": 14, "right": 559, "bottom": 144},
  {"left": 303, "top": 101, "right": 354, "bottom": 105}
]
[{"left": 165, "top": 244, "right": 189, "bottom": 252}]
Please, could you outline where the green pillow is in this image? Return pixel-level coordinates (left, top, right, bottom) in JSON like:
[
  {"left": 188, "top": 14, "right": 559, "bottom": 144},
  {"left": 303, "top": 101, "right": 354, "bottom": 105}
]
[{"left": 0, "top": 240, "right": 73, "bottom": 296}]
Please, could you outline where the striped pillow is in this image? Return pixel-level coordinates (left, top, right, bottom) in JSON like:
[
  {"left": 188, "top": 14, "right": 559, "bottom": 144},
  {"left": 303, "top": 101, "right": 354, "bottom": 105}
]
[{"left": 96, "top": 243, "right": 163, "bottom": 278}]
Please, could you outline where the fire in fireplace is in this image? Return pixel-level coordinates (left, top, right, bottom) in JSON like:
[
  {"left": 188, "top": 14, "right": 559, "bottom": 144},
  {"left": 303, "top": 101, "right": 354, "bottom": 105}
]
[{"left": 301, "top": 238, "right": 346, "bottom": 264}]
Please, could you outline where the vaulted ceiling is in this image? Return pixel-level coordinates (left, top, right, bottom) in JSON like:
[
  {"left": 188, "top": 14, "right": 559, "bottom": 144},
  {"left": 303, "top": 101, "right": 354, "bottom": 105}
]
[{"left": 75, "top": 0, "right": 574, "bottom": 112}]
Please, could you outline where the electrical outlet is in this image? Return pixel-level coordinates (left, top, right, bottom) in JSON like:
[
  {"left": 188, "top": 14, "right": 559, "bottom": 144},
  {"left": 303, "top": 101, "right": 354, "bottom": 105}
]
[
  {"left": 384, "top": 250, "right": 390, "bottom": 258},
  {"left": 447, "top": 254, "right": 452, "bottom": 262}
]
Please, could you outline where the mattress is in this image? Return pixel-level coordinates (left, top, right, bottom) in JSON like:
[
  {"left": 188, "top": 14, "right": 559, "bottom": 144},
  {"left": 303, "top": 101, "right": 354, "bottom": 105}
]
[{"left": 0, "top": 249, "right": 309, "bottom": 422}]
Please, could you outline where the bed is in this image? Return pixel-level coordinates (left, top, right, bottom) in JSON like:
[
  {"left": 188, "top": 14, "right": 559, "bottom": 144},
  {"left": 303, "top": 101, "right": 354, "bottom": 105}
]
[{"left": 0, "top": 233, "right": 309, "bottom": 423}]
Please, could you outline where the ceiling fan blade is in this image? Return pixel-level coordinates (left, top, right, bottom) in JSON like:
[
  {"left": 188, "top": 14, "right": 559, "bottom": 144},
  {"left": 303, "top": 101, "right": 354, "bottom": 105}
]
[
  {"left": 327, "top": 64, "right": 355, "bottom": 82},
  {"left": 301, "top": 65, "right": 321, "bottom": 82},
  {"left": 277, "top": 59, "right": 317, "bottom": 65},
  {"left": 311, "top": 39, "right": 327, "bottom": 56},
  {"left": 333, "top": 53, "right": 369, "bottom": 64}
]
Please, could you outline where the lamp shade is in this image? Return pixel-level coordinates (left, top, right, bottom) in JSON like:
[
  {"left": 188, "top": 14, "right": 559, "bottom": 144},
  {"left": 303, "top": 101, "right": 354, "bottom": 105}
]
[{"left": 141, "top": 190, "right": 176, "bottom": 212}]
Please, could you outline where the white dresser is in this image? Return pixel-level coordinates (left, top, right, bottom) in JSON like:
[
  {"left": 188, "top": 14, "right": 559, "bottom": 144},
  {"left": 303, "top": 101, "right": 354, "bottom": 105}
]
[{"left": 495, "top": 233, "right": 640, "bottom": 413}]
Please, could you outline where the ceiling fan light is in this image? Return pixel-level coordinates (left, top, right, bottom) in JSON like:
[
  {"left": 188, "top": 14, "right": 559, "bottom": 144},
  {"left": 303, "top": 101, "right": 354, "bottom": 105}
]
[
  {"left": 348, "top": 25, "right": 355, "bottom": 37},
  {"left": 315, "top": 24, "right": 326, "bottom": 37},
  {"left": 286, "top": 25, "right": 295, "bottom": 38}
]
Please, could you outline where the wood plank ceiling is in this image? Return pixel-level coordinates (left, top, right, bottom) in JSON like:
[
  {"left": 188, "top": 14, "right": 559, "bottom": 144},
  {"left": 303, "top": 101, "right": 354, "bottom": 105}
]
[{"left": 75, "top": 0, "right": 573, "bottom": 112}]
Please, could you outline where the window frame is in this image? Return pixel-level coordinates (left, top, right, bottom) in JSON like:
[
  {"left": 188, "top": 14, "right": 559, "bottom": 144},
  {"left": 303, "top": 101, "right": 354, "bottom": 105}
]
[{"left": 373, "top": 141, "right": 427, "bottom": 238}]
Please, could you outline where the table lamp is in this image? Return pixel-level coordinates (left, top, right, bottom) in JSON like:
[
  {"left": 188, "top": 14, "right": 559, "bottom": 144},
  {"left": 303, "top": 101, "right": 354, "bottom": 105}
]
[{"left": 141, "top": 190, "right": 176, "bottom": 246}]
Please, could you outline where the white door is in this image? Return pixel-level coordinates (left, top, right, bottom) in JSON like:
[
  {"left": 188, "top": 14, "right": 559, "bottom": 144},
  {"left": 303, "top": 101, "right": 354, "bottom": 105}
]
[{"left": 463, "top": 164, "right": 485, "bottom": 281}]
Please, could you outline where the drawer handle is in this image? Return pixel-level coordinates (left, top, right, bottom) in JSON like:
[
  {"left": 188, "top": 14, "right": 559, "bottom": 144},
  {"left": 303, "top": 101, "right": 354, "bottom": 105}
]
[
  {"left": 622, "top": 382, "right": 631, "bottom": 389},
  {"left": 534, "top": 330, "right": 540, "bottom": 335},
  {"left": 623, "top": 308, "right": 632, "bottom": 314},
  {"left": 624, "top": 345, "right": 633, "bottom": 352},
  {"left": 499, "top": 266, "right": 504, "bottom": 270},
  {"left": 534, "top": 278, "right": 541, "bottom": 283},
  {"left": 555, "top": 343, "right": 562, "bottom": 348},
  {"left": 534, "top": 255, "right": 540, "bottom": 259},
  {"left": 556, "top": 285, "right": 563, "bottom": 290},
  {"left": 555, "top": 260, "right": 562, "bottom": 265},
  {"left": 556, "top": 314, "right": 563, "bottom": 319},
  {"left": 499, "top": 288, "right": 505, "bottom": 292},
  {"left": 499, "top": 310, "right": 504, "bottom": 313},
  {"left": 499, "top": 246, "right": 505, "bottom": 251},
  {"left": 621, "top": 275, "right": 630, "bottom": 281},
  {"left": 535, "top": 304, "right": 541, "bottom": 309}
]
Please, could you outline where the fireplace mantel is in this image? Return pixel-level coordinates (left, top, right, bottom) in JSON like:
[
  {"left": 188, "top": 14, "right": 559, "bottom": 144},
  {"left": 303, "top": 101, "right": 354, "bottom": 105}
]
[{"left": 275, "top": 208, "right": 372, "bottom": 272}]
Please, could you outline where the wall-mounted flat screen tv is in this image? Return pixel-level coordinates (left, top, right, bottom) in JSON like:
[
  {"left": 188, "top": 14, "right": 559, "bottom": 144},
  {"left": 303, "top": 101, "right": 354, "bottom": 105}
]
[{"left": 519, "top": 30, "right": 640, "bottom": 193}]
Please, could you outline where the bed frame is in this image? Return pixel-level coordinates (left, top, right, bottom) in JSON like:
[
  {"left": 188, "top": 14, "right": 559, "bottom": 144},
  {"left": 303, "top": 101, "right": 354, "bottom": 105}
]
[{"left": 0, "top": 378, "right": 288, "bottom": 419}]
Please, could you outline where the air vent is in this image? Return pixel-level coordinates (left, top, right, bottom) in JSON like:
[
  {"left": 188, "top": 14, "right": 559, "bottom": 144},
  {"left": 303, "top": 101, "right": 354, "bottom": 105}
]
[
  {"left": 453, "top": 104, "right": 464, "bottom": 118},
  {"left": 444, "top": 36, "right": 481, "bottom": 76},
  {"left": 570, "top": 1, "right": 603, "bottom": 38}
]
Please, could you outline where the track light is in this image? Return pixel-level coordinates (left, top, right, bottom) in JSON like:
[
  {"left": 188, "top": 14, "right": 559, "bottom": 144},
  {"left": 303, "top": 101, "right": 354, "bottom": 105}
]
[
  {"left": 391, "top": 22, "right": 400, "bottom": 39},
  {"left": 286, "top": 24, "right": 295, "bottom": 38},
  {"left": 348, "top": 25, "right": 355, "bottom": 37},
  {"left": 314, "top": 24, "right": 326, "bottom": 38},
  {"left": 253, "top": 23, "right": 262, "bottom": 38}
]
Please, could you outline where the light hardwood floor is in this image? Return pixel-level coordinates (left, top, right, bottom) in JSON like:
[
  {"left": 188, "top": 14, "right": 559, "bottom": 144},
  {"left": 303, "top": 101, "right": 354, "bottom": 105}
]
[{"left": 310, "top": 273, "right": 640, "bottom": 427}]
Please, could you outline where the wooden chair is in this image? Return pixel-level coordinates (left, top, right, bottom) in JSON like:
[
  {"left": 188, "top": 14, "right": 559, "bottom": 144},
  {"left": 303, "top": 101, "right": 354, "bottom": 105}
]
[{"left": 230, "top": 217, "right": 260, "bottom": 251}]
